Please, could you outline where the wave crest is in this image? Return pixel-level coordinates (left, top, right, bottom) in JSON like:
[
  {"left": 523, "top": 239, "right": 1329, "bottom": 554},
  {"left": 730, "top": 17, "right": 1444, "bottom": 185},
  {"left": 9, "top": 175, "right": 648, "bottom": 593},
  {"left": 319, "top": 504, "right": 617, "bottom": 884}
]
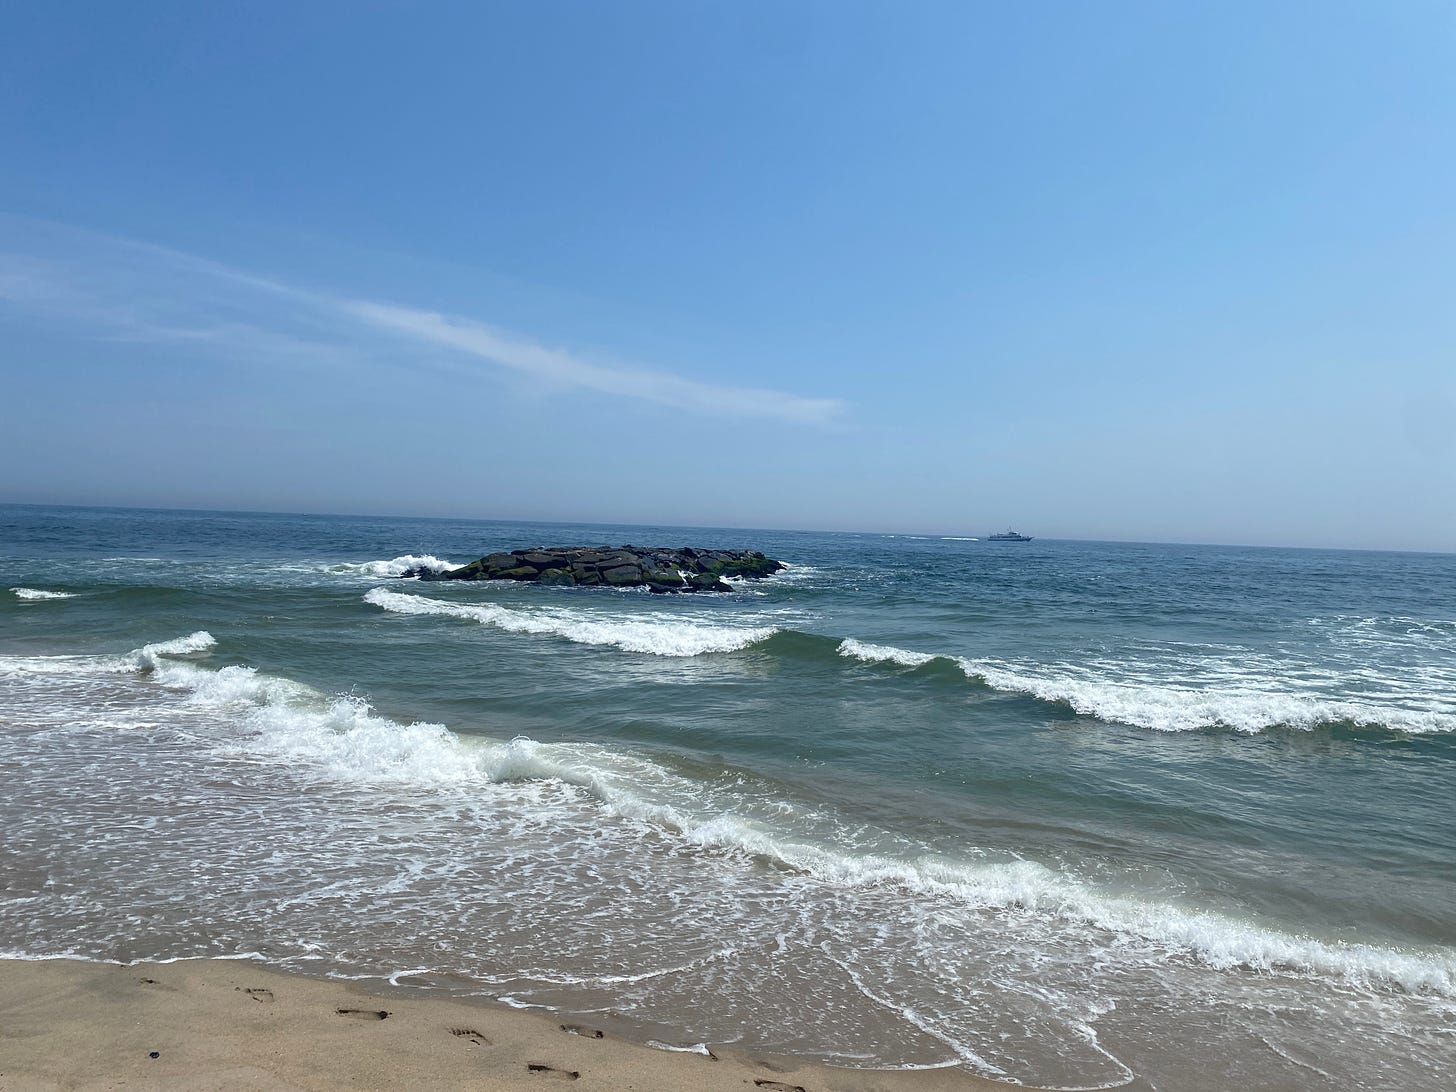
[
  {"left": 333, "top": 555, "right": 459, "bottom": 578},
  {"left": 839, "top": 637, "right": 938, "bottom": 668},
  {"left": 129, "top": 631, "right": 218, "bottom": 672},
  {"left": 837, "top": 639, "right": 1456, "bottom": 736},
  {"left": 10, "top": 587, "right": 77, "bottom": 601},
  {"left": 364, "top": 587, "right": 778, "bottom": 657}
]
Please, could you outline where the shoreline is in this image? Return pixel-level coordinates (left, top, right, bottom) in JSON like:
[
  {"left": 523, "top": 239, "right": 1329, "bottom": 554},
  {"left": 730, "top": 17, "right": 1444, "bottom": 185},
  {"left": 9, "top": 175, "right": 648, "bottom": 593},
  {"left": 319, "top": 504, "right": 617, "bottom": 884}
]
[{"left": 0, "top": 957, "right": 1031, "bottom": 1091}]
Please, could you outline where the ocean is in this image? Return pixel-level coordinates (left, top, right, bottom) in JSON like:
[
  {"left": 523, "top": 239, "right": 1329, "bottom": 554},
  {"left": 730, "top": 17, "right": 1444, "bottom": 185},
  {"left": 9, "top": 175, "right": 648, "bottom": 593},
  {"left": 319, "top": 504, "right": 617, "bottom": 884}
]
[{"left": 1, "top": 504, "right": 1452, "bottom": 1090}]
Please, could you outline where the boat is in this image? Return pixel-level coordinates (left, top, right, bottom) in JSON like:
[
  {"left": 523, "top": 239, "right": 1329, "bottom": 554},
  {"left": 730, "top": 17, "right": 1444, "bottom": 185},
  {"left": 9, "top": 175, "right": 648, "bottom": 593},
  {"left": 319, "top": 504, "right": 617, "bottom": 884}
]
[{"left": 987, "top": 529, "right": 1033, "bottom": 541}]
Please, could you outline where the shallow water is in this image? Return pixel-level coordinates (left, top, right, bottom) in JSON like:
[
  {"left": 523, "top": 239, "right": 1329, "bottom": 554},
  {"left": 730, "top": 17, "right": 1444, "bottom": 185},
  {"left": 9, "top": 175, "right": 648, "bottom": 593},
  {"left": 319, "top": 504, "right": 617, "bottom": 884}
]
[{"left": 2, "top": 505, "right": 1453, "bottom": 1089}]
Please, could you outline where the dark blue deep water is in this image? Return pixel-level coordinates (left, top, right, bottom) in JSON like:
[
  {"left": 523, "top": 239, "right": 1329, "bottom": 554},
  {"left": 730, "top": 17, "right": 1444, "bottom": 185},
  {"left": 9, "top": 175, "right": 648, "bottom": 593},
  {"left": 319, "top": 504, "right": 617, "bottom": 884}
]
[{"left": 2, "top": 505, "right": 1453, "bottom": 1090}]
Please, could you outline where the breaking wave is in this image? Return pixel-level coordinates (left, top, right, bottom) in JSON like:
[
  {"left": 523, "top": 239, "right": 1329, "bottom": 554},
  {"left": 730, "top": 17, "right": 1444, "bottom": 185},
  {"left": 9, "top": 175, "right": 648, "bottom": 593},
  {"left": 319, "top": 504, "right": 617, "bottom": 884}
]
[
  {"left": 122, "top": 631, "right": 219, "bottom": 673},
  {"left": 10, "top": 587, "right": 77, "bottom": 600},
  {"left": 364, "top": 587, "right": 778, "bottom": 657},
  {"left": 837, "top": 639, "right": 1456, "bottom": 736},
  {"left": 333, "top": 554, "right": 459, "bottom": 578}
]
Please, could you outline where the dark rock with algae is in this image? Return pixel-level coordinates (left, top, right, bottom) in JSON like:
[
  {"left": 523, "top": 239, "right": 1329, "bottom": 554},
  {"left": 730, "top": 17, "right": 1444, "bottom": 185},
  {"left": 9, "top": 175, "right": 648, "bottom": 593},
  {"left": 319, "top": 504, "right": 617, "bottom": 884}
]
[{"left": 402, "top": 546, "right": 785, "bottom": 593}]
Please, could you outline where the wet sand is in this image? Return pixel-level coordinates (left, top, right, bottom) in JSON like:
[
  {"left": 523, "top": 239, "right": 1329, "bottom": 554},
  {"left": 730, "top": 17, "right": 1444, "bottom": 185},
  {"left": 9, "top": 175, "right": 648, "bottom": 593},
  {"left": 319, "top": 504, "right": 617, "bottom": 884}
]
[{"left": 0, "top": 958, "right": 1025, "bottom": 1091}]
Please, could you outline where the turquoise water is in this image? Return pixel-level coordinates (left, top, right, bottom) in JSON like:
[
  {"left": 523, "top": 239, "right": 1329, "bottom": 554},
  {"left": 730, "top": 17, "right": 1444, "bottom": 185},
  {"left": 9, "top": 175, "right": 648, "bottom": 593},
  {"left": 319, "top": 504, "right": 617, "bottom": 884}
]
[{"left": 2, "top": 504, "right": 1453, "bottom": 1089}]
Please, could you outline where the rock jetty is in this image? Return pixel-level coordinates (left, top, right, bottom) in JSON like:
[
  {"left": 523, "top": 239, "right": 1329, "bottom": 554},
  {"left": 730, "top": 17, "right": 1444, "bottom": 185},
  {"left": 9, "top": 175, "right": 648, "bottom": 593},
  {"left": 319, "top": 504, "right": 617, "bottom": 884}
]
[{"left": 403, "top": 546, "right": 786, "bottom": 593}]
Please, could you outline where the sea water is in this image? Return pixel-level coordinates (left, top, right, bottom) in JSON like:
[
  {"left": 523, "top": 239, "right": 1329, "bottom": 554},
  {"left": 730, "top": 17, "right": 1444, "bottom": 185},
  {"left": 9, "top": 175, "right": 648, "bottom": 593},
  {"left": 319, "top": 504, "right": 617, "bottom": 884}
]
[{"left": 1, "top": 504, "right": 1452, "bottom": 1090}]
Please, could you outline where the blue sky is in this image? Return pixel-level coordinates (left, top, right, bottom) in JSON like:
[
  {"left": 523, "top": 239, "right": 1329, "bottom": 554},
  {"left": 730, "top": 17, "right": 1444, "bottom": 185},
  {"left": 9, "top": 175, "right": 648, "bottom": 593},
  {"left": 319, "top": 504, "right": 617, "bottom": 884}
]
[{"left": 2, "top": 2, "right": 1453, "bottom": 549}]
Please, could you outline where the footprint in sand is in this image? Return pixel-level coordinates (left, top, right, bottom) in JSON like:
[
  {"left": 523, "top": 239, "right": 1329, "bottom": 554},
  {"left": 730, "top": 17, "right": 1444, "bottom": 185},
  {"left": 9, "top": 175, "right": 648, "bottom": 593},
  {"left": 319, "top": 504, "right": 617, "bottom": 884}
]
[
  {"left": 449, "top": 1027, "right": 489, "bottom": 1046},
  {"left": 754, "top": 1082, "right": 807, "bottom": 1092},
  {"left": 336, "top": 1008, "right": 390, "bottom": 1021},
  {"left": 526, "top": 1063, "right": 580, "bottom": 1080},
  {"left": 237, "top": 987, "right": 275, "bottom": 1003},
  {"left": 559, "top": 1023, "right": 604, "bottom": 1039}
]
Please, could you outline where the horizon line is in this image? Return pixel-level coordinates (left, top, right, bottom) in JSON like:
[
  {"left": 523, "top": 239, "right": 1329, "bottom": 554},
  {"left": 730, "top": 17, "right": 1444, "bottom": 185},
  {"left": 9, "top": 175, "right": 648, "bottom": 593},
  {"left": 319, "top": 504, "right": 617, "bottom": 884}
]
[{"left": 1, "top": 500, "right": 1449, "bottom": 557}]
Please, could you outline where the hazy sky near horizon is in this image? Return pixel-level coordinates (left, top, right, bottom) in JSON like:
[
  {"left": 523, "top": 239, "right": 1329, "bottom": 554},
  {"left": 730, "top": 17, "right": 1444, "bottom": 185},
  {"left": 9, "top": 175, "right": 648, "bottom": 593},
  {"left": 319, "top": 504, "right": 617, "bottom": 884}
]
[{"left": 2, "top": 2, "right": 1454, "bottom": 550}]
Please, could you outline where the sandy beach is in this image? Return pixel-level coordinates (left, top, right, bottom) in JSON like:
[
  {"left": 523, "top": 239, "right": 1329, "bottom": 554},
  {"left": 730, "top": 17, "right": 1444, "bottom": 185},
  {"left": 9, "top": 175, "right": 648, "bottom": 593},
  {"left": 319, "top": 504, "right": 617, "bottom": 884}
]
[{"left": 0, "top": 958, "right": 1021, "bottom": 1091}]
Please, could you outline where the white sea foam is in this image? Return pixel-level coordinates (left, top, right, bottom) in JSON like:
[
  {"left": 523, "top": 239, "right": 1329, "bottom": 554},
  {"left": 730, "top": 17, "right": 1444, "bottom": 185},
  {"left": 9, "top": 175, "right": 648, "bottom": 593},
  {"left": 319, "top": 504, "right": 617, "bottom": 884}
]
[
  {"left": 840, "top": 638, "right": 938, "bottom": 668},
  {"left": 11, "top": 637, "right": 1456, "bottom": 1005},
  {"left": 127, "top": 631, "right": 218, "bottom": 672},
  {"left": 154, "top": 661, "right": 484, "bottom": 786},
  {"left": 138, "top": 631, "right": 217, "bottom": 657},
  {"left": 770, "top": 562, "right": 825, "bottom": 585},
  {"left": 713, "top": 575, "right": 762, "bottom": 593},
  {"left": 10, "top": 587, "right": 77, "bottom": 600},
  {"left": 646, "top": 1041, "right": 718, "bottom": 1056},
  {"left": 334, "top": 554, "right": 459, "bottom": 578},
  {"left": 837, "top": 639, "right": 1456, "bottom": 735},
  {"left": 713, "top": 562, "right": 824, "bottom": 593},
  {"left": 964, "top": 660, "right": 1456, "bottom": 735},
  {"left": 472, "top": 736, "right": 1456, "bottom": 996},
  {"left": 364, "top": 587, "right": 777, "bottom": 656},
  {"left": 0, "top": 655, "right": 91, "bottom": 678},
  {"left": 186, "top": 661, "right": 1456, "bottom": 994}
]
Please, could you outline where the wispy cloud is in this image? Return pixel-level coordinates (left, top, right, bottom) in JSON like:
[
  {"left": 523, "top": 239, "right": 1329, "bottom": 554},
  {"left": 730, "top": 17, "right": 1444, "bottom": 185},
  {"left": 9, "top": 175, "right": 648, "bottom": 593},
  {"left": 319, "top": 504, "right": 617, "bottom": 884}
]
[
  {"left": 0, "top": 218, "right": 845, "bottom": 425},
  {"left": 344, "top": 301, "right": 844, "bottom": 423}
]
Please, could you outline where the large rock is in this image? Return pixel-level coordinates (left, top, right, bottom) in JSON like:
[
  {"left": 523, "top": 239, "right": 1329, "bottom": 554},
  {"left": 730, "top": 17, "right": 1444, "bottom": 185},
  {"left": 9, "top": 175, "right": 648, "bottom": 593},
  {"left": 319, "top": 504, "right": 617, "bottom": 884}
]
[
  {"left": 406, "top": 545, "right": 786, "bottom": 592},
  {"left": 601, "top": 563, "right": 644, "bottom": 586},
  {"left": 688, "top": 571, "right": 732, "bottom": 592},
  {"left": 645, "top": 568, "right": 686, "bottom": 593}
]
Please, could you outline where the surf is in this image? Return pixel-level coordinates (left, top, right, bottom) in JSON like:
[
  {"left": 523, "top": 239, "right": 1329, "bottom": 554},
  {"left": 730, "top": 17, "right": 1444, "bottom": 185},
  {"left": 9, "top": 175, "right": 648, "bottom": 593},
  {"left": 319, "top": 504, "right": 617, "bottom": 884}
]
[
  {"left": 331, "top": 554, "right": 460, "bottom": 578},
  {"left": 364, "top": 587, "right": 781, "bottom": 656},
  {"left": 837, "top": 638, "right": 1456, "bottom": 736},
  {"left": 15, "top": 631, "right": 1452, "bottom": 1000},
  {"left": 9, "top": 587, "right": 77, "bottom": 600}
]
